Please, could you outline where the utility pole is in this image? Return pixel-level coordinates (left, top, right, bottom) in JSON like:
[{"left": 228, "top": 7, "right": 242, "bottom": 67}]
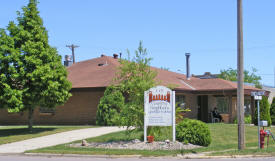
[
  {"left": 237, "top": 0, "right": 245, "bottom": 150},
  {"left": 66, "top": 44, "right": 79, "bottom": 64}
]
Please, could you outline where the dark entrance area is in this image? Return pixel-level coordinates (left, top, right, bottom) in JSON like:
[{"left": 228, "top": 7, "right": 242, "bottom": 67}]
[{"left": 197, "top": 95, "right": 209, "bottom": 122}]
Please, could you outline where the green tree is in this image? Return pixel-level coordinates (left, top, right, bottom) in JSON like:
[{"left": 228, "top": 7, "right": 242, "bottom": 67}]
[
  {"left": 218, "top": 68, "right": 262, "bottom": 88},
  {"left": 96, "top": 86, "right": 125, "bottom": 126},
  {"left": 270, "top": 97, "right": 275, "bottom": 125},
  {"left": 117, "top": 41, "right": 157, "bottom": 129},
  {"left": 0, "top": 0, "right": 71, "bottom": 131},
  {"left": 96, "top": 41, "right": 157, "bottom": 129},
  {"left": 253, "top": 96, "right": 272, "bottom": 126}
]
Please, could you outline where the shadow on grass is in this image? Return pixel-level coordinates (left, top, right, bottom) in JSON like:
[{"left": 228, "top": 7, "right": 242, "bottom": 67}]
[{"left": 0, "top": 128, "right": 56, "bottom": 137}]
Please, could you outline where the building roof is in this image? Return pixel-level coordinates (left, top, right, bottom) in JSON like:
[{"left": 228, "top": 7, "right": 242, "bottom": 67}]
[
  {"left": 67, "top": 55, "right": 260, "bottom": 93},
  {"left": 67, "top": 55, "right": 119, "bottom": 88},
  {"left": 193, "top": 72, "right": 219, "bottom": 79},
  {"left": 184, "top": 77, "right": 258, "bottom": 91}
]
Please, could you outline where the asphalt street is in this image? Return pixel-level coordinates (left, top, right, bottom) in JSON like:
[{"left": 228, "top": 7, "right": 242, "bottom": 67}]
[{"left": 0, "top": 155, "right": 275, "bottom": 161}]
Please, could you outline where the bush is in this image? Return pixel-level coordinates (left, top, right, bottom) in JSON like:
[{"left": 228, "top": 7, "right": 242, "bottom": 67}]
[
  {"left": 234, "top": 115, "right": 252, "bottom": 124},
  {"left": 176, "top": 119, "right": 211, "bottom": 146},
  {"left": 270, "top": 97, "right": 275, "bottom": 125},
  {"left": 253, "top": 96, "right": 272, "bottom": 126},
  {"left": 96, "top": 86, "right": 125, "bottom": 126}
]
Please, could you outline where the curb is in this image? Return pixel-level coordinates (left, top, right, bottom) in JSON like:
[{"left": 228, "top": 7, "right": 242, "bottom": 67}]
[
  {"left": 24, "top": 153, "right": 143, "bottom": 158},
  {"left": 21, "top": 153, "right": 275, "bottom": 159},
  {"left": 178, "top": 154, "right": 274, "bottom": 159}
]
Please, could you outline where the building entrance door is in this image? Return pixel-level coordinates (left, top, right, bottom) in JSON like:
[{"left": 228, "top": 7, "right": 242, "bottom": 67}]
[{"left": 197, "top": 95, "right": 209, "bottom": 122}]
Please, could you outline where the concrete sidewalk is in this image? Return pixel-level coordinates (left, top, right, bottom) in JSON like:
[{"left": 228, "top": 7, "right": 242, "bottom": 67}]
[{"left": 0, "top": 126, "right": 125, "bottom": 154}]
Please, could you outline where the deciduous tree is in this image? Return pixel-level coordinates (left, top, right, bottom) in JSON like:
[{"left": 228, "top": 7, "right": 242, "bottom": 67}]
[
  {"left": 96, "top": 41, "right": 157, "bottom": 129},
  {"left": 117, "top": 41, "right": 157, "bottom": 129},
  {"left": 218, "top": 68, "right": 262, "bottom": 88}
]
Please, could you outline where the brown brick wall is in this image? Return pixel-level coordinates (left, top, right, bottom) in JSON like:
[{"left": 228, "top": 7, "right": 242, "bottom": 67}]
[
  {"left": 0, "top": 89, "right": 246, "bottom": 125},
  {"left": 184, "top": 93, "right": 198, "bottom": 119},
  {"left": 0, "top": 89, "right": 104, "bottom": 125}
]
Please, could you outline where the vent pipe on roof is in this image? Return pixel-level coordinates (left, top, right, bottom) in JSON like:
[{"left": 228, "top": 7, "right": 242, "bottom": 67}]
[
  {"left": 64, "top": 55, "right": 73, "bottom": 67},
  {"left": 113, "top": 53, "right": 118, "bottom": 59},
  {"left": 185, "top": 53, "right": 191, "bottom": 80}
]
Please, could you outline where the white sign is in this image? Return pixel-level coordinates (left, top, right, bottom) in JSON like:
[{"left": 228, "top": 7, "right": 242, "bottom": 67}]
[
  {"left": 144, "top": 86, "right": 175, "bottom": 142},
  {"left": 254, "top": 95, "right": 262, "bottom": 100},
  {"left": 251, "top": 91, "right": 265, "bottom": 96},
  {"left": 260, "top": 120, "right": 268, "bottom": 127}
]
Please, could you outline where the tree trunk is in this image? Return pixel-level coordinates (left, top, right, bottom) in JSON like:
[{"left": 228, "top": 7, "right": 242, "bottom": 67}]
[{"left": 28, "top": 108, "right": 34, "bottom": 132}]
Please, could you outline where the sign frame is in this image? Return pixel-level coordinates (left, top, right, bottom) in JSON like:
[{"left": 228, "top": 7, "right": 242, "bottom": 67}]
[{"left": 144, "top": 86, "right": 176, "bottom": 142}]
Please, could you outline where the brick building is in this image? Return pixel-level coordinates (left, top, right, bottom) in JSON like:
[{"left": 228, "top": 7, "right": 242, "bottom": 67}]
[{"left": 0, "top": 54, "right": 264, "bottom": 125}]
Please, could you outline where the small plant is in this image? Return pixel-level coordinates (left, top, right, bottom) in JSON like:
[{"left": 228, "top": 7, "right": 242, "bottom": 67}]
[
  {"left": 145, "top": 126, "right": 172, "bottom": 141},
  {"left": 176, "top": 102, "right": 191, "bottom": 123},
  {"left": 234, "top": 115, "right": 252, "bottom": 124},
  {"left": 176, "top": 118, "right": 211, "bottom": 146}
]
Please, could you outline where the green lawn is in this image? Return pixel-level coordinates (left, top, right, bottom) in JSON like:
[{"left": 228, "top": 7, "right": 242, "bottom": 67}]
[
  {"left": 201, "top": 124, "right": 275, "bottom": 151},
  {"left": 28, "top": 124, "right": 275, "bottom": 156},
  {"left": 0, "top": 125, "right": 94, "bottom": 145}
]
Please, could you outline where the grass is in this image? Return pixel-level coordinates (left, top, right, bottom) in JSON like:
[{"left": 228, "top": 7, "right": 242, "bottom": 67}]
[
  {"left": 196, "top": 123, "right": 275, "bottom": 153},
  {"left": 27, "top": 124, "right": 275, "bottom": 156},
  {"left": 29, "top": 144, "right": 185, "bottom": 156},
  {"left": 0, "top": 125, "right": 94, "bottom": 145}
]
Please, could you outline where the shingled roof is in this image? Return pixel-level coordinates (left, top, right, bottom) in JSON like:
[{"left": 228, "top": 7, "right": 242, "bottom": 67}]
[{"left": 67, "top": 55, "right": 260, "bottom": 93}]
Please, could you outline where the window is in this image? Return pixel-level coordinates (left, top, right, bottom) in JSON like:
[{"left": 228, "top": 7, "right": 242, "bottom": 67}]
[
  {"left": 176, "top": 95, "right": 186, "bottom": 109},
  {"left": 244, "top": 99, "right": 251, "bottom": 116},
  {"left": 216, "top": 97, "right": 229, "bottom": 113},
  {"left": 39, "top": 107, "right": 55, "bottom": 114}
]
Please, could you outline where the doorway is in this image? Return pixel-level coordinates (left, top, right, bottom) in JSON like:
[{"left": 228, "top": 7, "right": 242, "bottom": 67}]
[{"left": 197, "top": 95, "right": 209, "bottom": 122}]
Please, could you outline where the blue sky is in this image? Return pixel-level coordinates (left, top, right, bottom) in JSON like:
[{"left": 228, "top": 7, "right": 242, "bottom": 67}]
[{"left": 0, "top": 0, "right": 274, "bottom": 86}]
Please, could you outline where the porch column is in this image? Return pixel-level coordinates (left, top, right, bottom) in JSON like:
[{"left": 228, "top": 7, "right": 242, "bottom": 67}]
[
  {"left": 228, "top": 95, "right": 233, "bottom": 123},
  {"left": 250, "top": 96, "right": 255, "bottom": 124}
]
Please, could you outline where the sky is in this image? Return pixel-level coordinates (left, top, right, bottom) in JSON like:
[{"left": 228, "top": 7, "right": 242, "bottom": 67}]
[{"left": 0, "top": 0, "right": 274, "bottom": 86}]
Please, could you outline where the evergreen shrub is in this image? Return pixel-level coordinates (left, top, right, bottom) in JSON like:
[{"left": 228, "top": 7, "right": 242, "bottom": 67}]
[
  {"left": 96, "top": 86, "right": 124, "bottom": 126},
  {"left": 176, "top": 118, "right": 211, "bottom": 146},
  {"left": 253, "top": 96, "right": 272, "bottom": 126},
  {"left": 270, "top": 97, "right": 275, "bottom": 125}
]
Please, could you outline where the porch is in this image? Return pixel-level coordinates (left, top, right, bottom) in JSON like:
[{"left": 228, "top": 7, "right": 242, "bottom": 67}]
[{"left": 175, "top": 90, "right": 258, "bottom": 123}]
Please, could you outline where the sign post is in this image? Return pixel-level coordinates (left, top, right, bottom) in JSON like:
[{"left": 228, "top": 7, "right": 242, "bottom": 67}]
[
  {"left": 251, "top": 91, "right": 265, "bottom": 149},
  {"left": 144, "top": 86, "right": 176, "bottom": 142}
]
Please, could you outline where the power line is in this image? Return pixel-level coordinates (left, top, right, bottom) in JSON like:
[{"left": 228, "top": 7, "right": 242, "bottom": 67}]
[{"left": 257, "top": 74, "right": 274, "bottom": 75}]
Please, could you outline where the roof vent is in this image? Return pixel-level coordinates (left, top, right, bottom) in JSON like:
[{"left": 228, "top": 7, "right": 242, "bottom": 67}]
[
  {"left": 113, "top": 53, "right": 118, "bottom": 59},
  {"left": 185, "top": 53, "right": 191, "bottom": 80},
  {"left": 101, "top": 54, "right": 105, "bottom": 57},
  {"left": 98, "top": 61, "right": 108, "bottom": 67},
  {"left": 64, "top": 55, "right": 73, "bottom": 67}
]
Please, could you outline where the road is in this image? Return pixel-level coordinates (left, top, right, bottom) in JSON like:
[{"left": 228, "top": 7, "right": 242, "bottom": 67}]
[{"left": 0, "top": 155, "right": 274, "bottom": 161}]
